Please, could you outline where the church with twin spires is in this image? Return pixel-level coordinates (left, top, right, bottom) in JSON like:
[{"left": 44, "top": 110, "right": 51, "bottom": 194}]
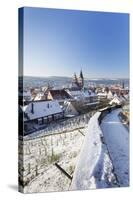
[{"left": 71, "top": 70, "right": 84, "bottom": 90}]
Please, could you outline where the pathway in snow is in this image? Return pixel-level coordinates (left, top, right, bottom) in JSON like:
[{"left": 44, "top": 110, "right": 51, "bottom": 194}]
[{"left": 101, "top": 108, "right": 129, "bottom": 187}]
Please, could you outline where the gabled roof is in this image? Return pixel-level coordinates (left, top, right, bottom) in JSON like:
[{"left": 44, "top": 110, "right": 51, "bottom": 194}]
[
  {"left": 34, "top": 92, "right": 46, "bottom": 101},
  {"left": 23, "top": 100, "right": 62, "bottom": 121},
  {"left": 49, "top": 89, "right": 72, "bottom": 100},
  {"left": 109, "top": 96, "right": 122, "bottom": 105}
]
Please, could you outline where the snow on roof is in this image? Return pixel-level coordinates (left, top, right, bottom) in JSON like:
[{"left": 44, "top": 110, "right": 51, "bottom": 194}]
[
  {"left": 114, "top": 93, "right": 118, "bottom": 97},
  {"left": 49, "top": 89, "right": 71, "bottom": 99},
  {"left": 97, "top": 92, "right": 107, "bottom": 96},
  {"left": 23, "top": 90, "right": 31, "bottom": 97},
  {"left": 68, "top": 90, "right": 82, "bottom": 96},
  {"left": 67, "top": 89, "right": 97, "bottom": 98},
  {"left": 34, "top": 92, "right": 45, "bottom": 101},
  {"left": 85, "top": 102, "right": 99, "bottom": 106},
  {"left": 23, "top": 90, "right": 32, "bottom": 101},
  {"left": 109, "top": 96, "right": 122, "bottom": 105},
  {"left": 123, "top": 94, "right": 129, "bottom": 100},
  {"left": 23, "top": 100, "right": 62, "bottom": 121}
]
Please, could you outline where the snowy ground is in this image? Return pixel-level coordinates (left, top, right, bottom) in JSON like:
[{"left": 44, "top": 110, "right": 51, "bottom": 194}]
[
  {"left": 19, "top": 128, "right": 85, "bottom": 193},
  {"left": 19, "top": 112, "right": 96, "bottom": 193},
  {"left": 19, "top": 109, "right": 129, "bottom": 193},
  {"left": 100, "top": 109, "right": 129, "bottom": 187}
]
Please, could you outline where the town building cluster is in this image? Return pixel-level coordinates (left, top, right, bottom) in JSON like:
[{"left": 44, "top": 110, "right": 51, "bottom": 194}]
[{"left": 19, "top": 70, "right": 129, "bottom": 135}]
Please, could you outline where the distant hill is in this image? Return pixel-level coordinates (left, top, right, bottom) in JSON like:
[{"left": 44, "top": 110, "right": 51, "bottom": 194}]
[{"left": 23, "top": 76, "right": 129, "bottom": 89}]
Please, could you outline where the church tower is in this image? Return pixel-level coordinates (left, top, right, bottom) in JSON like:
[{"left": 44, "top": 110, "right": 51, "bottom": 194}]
[
  {"left": 72, "top": 72, "right": 80, "bottom": 88},
  {"left": 79, "top": 69, "right": 84, "bottom": 89}
]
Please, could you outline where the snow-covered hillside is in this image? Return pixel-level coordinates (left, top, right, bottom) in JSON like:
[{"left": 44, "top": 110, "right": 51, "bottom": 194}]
[
  {"left": 19, "top": 128, "right": 86, "bottom": 193},
  {"left": 19, "top": 108, "right": 129, "bottom": 193}
]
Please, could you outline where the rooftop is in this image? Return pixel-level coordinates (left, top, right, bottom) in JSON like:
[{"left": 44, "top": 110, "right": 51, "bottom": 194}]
[{"left": 23, "top": 100, "right": 63, "bottom": 121}]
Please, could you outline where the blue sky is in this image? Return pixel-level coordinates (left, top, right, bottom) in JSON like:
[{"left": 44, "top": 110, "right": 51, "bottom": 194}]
[{"left": 23, "top": 7, "right": 129, "bottom": 78}]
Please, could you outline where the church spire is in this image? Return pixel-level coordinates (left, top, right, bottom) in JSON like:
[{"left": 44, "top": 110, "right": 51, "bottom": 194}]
[
  {"left": 72, "top": 72, "right": 79, "bottom": 88},
  {"left": 80, "top": 69, "right": 83, "bottom": 79},
  {"left": 79, "top": 69, "right": 84, "bottom": 89}
]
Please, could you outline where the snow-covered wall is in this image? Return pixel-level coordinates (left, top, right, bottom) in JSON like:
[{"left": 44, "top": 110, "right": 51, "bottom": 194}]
[
  {"left": 71, "top": 112, "right": 102, "bottom": 189},
  {"left": 71, "top": 112, "right": 117, "bottom": 190}
]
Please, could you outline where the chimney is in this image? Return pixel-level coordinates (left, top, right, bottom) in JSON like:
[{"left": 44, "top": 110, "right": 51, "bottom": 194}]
[{"left": 31, "top": 103, "right": 34, "bottom": 114}]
